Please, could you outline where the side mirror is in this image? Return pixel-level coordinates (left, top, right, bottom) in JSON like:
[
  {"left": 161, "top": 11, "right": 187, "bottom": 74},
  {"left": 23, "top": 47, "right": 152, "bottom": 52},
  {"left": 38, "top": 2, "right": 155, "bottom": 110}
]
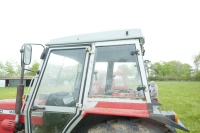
[{"left": 21, "top": 44, "right": 32, "bottom": 65}]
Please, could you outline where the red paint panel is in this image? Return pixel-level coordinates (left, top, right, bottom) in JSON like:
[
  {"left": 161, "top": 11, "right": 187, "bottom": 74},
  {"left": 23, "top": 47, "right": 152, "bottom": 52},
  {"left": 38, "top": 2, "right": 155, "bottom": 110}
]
[
  {"left": 0, "top": 115, "right": 42, "bottom": 125},
  {"left": 0, "top": 114, "right": 42, "bottom": 125},
  {"left": 1, "top": 119, "right": 15, "bottom": 131},
  {"left": 0, "top": 114, "right": 25, "bottom": 123},
  {"left": 0, "top": 129, "right": 13, "bottom": 133},
  {"left": 95, "top": 102, "right": 148, "bottom": 110},
  {"left": 31, "top": 117, "right": 43, "bottom": 125},
  {"left": 0, "top": 99, "right": 26, "bottom": 110},
  {"left": 82, "top": 107, "right": 149, "bottom": 118},
  {"left": 0, "top": 100, "right": 16, "bottom": 110},
  {"left": 0, "top": 121, "right": 13, "bottom": 133}
]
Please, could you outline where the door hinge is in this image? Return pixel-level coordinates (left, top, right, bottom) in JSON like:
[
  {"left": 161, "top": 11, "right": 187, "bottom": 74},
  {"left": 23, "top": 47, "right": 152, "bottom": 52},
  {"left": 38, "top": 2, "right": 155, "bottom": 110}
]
[
  {"left": 86, "top": 47, "right": 94, "bottom": 54},
  {"left": 86, "top": 44, "right": 95, "bottom": 54},
  {"left": 76, "top": 103, "right": 85, "bottom": 110}
]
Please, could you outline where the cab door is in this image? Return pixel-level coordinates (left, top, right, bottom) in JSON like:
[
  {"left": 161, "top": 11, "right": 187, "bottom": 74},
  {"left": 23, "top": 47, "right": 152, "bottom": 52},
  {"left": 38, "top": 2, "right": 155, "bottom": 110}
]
[{"left": 25, "top": 46, "right": 89, "bottom": 133}]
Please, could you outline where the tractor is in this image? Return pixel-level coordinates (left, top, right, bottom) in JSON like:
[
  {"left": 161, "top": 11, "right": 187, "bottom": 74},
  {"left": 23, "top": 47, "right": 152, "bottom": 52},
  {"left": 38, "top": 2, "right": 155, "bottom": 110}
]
[{"left": 0, "top": 29, "right": 189, "bottom": 133}]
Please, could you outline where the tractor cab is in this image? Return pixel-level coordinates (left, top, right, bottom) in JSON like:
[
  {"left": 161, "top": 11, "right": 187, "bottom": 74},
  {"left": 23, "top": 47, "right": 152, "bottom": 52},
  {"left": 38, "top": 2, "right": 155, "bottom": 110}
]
[
  {"left": 23, "top": 30, "right": 151, "bottom": 133},
  {"left": 8, "top": 29, "right": 188, "bottom": 133}
]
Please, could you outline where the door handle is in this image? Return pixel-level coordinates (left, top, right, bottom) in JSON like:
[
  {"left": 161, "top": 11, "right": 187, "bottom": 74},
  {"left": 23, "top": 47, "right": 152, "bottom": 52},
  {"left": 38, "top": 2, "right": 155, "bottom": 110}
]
[{"left": 31, "top": 106, "right": 45, "bottom": 110}]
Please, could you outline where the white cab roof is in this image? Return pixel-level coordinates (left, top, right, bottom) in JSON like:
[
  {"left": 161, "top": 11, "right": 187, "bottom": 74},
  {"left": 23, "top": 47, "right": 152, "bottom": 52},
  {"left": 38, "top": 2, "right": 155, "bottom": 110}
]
[{"left": 46, "top": 29, "right": 144, "bottom": 45}]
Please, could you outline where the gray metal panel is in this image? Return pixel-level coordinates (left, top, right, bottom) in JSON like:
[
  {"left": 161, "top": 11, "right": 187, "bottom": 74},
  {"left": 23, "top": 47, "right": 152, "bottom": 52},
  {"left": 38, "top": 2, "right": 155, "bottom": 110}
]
[
  {"left": 46, "top": 29, "right": 144, "bottom": 45},
  {"left": 9, "top": 79, "right": 26, "bottom": 87},
  {"left": 151, "top": 99, "right": 162, "bottom": 106},
  {"left": 150, "top": 111, "right": 189, "bottom": 132}
]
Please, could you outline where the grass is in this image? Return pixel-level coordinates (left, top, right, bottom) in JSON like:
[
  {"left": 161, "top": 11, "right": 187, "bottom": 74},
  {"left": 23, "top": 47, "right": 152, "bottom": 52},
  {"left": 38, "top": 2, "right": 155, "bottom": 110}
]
[
  {"left": 157, "top": 81, "right": 200, "bottom": 133},
  {"left": 0, "top": 87, "right": 28, "bottom": 100},
  {"left": 0, "top": 81, "right": 199, "bottom": 132}
]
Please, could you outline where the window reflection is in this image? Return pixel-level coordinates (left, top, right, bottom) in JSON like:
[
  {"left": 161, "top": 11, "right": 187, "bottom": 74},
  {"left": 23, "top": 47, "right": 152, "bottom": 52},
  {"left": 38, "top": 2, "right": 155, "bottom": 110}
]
[{"left": 89, "top": 45, "right": 143, "bottom": 98}]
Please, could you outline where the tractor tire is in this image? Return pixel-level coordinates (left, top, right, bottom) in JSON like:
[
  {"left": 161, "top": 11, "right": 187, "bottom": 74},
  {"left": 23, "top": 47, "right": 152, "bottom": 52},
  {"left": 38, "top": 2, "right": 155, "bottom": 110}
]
[
  {"left": 107, "top": 119, "right": 140, "bottom": 133},
  {"left": 88, "top": 123, "right": 115, "bottom": 133},
  {"left": 88, "top": 118, "right": 176, "bottom": 133}
]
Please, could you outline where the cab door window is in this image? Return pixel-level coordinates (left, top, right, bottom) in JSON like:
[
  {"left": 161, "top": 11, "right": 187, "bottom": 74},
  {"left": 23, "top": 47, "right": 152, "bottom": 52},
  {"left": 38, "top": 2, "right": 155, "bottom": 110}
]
[{"left": 31, "top": 48, "right": 86, "bottom": 133}]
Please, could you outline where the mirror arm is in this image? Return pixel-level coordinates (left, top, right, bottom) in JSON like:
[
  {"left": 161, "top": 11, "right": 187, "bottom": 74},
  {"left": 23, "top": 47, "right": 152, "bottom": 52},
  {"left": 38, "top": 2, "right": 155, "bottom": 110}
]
[
  {"left": 22, "top": 43, "right": 45, "bottom": 49},
  {"left": 24, "top": 69, "right": 40, "bottom": 75},
  {"left": 15, "top": 64, "right": 25, "bottom": 127},
  {"left": 24, "top": 68, "right": 36, "bottom": 72},
  {"left": 15, "top": 43, "right": 44, "bottom": 129},
  {"left": 27, "top": 43, "right": 45, "bottom": 51}
]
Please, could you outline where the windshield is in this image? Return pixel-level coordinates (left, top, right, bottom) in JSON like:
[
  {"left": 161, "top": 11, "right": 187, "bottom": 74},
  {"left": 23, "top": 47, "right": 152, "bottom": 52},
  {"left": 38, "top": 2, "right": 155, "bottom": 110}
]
[
  {"left": 89, "top": 44, "right": 144, "bottom": 99},
  {"left": 35, "top": 48, "right": 86, "bottom": 104}
]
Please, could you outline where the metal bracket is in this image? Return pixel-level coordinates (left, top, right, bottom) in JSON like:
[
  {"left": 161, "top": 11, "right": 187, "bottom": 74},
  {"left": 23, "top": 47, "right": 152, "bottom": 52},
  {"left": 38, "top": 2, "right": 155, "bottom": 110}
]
[
  {"left": 76, "top": 103, "right": 84, "bottom": 110},
  {"left": 86, "top": 43, "right": 95, "bottom": 54},
  {"left": 131, "top": 49, "right": 140, "bottom": 55}
]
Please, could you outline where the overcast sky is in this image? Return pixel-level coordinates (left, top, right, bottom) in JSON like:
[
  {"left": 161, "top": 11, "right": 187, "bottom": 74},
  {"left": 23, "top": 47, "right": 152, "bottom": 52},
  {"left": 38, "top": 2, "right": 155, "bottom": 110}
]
[{"left": 0, "top": 0, "right": 200, "bottom": 67}]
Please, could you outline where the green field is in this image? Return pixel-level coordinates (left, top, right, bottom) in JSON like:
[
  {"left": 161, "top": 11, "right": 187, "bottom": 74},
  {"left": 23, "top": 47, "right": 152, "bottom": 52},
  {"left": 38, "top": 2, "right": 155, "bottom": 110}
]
[
  {"left": 157, "top": 81, "right": 200, "bottom": 133},
  {"left": 0, "top": 87, "right": 28, "bottom": 100},
  {"left": 0, "top": 81, "right": 200, "bottom": 132}
]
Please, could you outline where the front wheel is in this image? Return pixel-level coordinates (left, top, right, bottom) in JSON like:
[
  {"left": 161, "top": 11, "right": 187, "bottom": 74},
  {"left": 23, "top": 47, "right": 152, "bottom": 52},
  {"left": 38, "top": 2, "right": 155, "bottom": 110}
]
[{"left": 88, "top": 118, "right": 176, "bottom": 133}]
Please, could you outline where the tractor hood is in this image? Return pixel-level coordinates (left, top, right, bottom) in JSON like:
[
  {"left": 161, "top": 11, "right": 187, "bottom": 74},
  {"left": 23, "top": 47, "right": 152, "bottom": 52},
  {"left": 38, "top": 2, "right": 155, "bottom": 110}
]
[
  {"left": 0, "top": 99, "right": 16, "bottom": 110},
  {"left": 0, "top": 99, "right": 25, "bottom": 132}
]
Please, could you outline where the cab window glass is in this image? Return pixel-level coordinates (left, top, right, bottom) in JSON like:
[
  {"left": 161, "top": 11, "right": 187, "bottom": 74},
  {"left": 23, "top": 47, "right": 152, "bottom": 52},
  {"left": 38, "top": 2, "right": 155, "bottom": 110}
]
[{"left": 89, "top": 45, "right": 143, "bottom": 98}]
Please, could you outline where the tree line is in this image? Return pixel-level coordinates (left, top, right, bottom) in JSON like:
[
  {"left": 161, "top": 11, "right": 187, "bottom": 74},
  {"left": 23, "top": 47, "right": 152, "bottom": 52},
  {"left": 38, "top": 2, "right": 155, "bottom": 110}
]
[
  {"left": 0, "top": 60, "right": 39, "bottom": 77},
  {"left": 0, "top": 52, "right": 200, "bottom": 81},
  {"left": 145, "top": 53, "right": 200, "bottom": 81}
]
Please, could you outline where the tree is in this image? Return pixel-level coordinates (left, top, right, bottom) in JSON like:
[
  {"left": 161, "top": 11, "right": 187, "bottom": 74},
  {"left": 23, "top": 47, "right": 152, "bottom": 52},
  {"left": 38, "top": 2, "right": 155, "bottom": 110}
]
[
  {"left": 0, "top": 61, "right": 4, "bottom": 76},
  {"left": 15, "top": 65, "right": 21, "bottom": 76},
  {"left": 3, "top": 60, "right": 21, "bottom": 76},
  {"left": 194, "top": 52, "right": 200, "bottom": 80},
  {"left": 26, "top": 61, "right": 40, "bottom": 76},
  {"left": 149, "top": 61, "right": 192, "bottom": 80},
  {"left": 0, "top": 60, "right": 23, "bottom": 77},
  {"left": 194, "top": 52, "right": 200, "bottom": 71},
  {"left": 144, "top": 60, "right": 151, "bottom": 77},
  {"left": 4, "top": 60, "right": 16, "bottom": 76},
  {"left": 117, "top": 64, "right": 130, "bottom": 76},
  {"left": 150, "top": 62, "right": 164, "bottom": 77}
]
